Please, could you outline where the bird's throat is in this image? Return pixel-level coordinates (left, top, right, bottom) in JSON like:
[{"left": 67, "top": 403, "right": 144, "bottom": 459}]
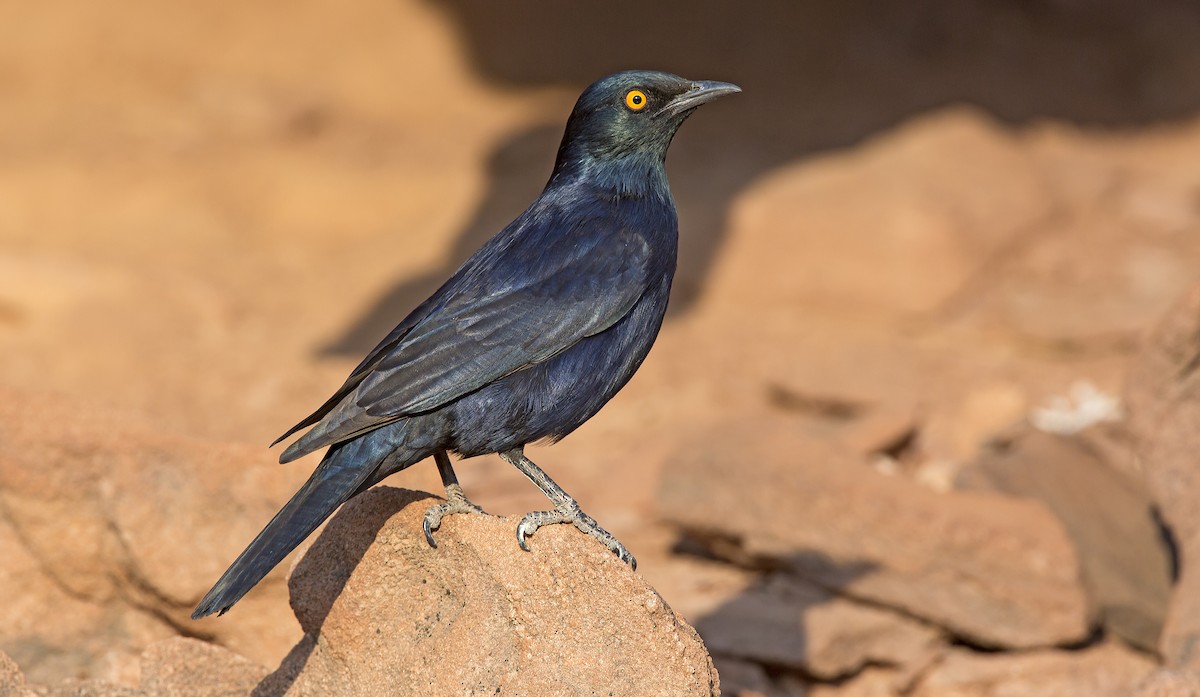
[{"left": 550, "top": 151, "right": 672, "bottom": 203}]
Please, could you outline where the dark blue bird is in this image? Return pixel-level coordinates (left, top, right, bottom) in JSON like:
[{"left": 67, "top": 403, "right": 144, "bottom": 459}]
[{"left": 192, "top": 70, "right": 739, "bottom": 619}]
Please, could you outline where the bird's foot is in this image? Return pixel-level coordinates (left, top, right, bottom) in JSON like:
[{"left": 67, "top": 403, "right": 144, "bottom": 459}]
[
  {"left": 516, "top": 502, "right": 637, "bottom": 570},
  {"left": 423, "top": 483, "right": 488, "bottom": 548}
]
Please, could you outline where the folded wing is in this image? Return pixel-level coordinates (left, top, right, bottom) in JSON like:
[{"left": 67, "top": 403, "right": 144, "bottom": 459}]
[{"left": 277, "top": 207, "right": 656, "bottom": 463}]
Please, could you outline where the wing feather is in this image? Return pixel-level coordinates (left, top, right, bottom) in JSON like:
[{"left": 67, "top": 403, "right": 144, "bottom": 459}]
[{"left": 278, "top": 205, "right": 656, "bottom": 463}]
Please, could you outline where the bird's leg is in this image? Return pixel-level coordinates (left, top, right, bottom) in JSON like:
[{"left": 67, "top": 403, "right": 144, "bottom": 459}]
[
  {"left": 423, "top": 450, "right": 488, "bottom": 548},
  {"left": 499, "top": 447, "right": 636, "bottom": 570}
]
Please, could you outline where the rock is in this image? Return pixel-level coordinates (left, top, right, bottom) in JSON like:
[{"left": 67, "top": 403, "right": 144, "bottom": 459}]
[
  {"left": 0, "top": 518, "right": 144, "bottom": 686},
  {"left": 255, "top": 487, "right": 718, "bottom": 696},
  {"left": 911, "top": 643, "right": 1155, "bottom": 697},
  {"left": 717, "top": 109, "right": 1052, "bottom": 320},
  {"left": 0, "top": 387, "right": 302, "bottom": 683},
  {"left": 139, "top": 638, "right": 268, "bottom": 697},
  {"left": 1124, "top": 285, "right": 1200, "bottom": 447},
  {"left": 31, "top": 681, "right": 146, "bottom": 697},
  {"left": 697, "top": 574, "right": 941, "bottom": 680},
  {"left": 637, "top": 546, "right": 759, "bottom": 623},
  {"left": 977, "top": 216, "right": 1200, "bottom": 349},
  {"left": 710, "top": 655, "right": 775, "bottom": 697},
  {"left": 809, "top": 668, "right": 906, "bottom": 697},
  {"left": 920, "top": 381, "right": 1028, "bottom": 466},
  {"left": 658, "top": 413, "right": 1091, "bottom": 649},
  {"left": 960, "top": 429, "right": 1172, "bottom": 652},
  {"left": 1, "top": 648, "right": 33, "bottom": 697},
  {"left": 1124, "top": 286, "right": 1200, "bottom": 667},
  {"left": 0, "top": 638, "right": 264, "bottom": 697},
  {"left": 835, "top": 405, "right": 920, "bottom": 459},
  {"left": 1131, "top": 670, "right": 1200, "bottom": 697}
]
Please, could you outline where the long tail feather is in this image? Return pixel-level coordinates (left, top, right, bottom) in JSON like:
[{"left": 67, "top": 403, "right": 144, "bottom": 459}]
[{"left": 191, "top": 437, "right": 381, "bottom": 619}]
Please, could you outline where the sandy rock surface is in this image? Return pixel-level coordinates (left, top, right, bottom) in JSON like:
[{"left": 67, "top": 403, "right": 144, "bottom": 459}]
[
  {"left": 961, "top": 429, "right": 1173, "bottom": 651},
  {"left": 0, "top": 640, "right": 265, "bottom": 697},
  {"left": 0, "top": 388, "right": 301, "bottom": 683},
  {"left": 138, "top": 639, "right": 269, "bottom": 697},
  {"left": 658, "top": 415, "right": 1091, "bottom": 649},
  {"left": 256, "top": 487, "right": 718, "bottom": 697},
  {"left": 1132, "top": 670, "right": 1200, "bottom": 697},
  {"left": 1, "top": 648, "right": 33, "bottom": 697},
  {"left": 1126, "top": 287, "right": 1200, "bottom": 668},
  {"left": 910, "top": 643, "right": 1155, "bottom": 697}
]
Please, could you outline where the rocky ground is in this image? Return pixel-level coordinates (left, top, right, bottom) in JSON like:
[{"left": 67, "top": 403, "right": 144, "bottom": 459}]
[{"left": 4, "top": 0, "right": 1200, "bottom": 695}]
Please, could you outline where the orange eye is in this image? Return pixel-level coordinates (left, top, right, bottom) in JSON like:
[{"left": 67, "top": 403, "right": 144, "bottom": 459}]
[{"left": 624, "top": 89, "right": 648, "bottom": 111}]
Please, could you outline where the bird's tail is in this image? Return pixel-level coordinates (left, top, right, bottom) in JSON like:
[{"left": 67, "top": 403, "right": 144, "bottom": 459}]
[{"left": 191, "top": 435, "right": 386, "bottom": 619}]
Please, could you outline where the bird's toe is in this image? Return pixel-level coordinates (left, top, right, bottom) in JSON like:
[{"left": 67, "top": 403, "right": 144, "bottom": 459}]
[
  {"left": 423, "top": 488, "right": 489, "bottom": 549},
  {"left": 515, "top": 504, "right": 635, "bottom": 569},
  {"left": 515, "top": 508, "right": 570, "bottom": 551}
]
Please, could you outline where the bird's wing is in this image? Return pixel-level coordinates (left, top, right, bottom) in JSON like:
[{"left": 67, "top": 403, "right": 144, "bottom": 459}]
[
  {"left": 270, "top": 283, "right": 449, "bottom": 447},
  {"left": 278, "top": 210, "right": 658, "bottom": 463}
]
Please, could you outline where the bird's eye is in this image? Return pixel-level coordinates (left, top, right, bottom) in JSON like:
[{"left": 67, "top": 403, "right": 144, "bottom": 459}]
[{"left": 624, "top": 89, "right": 648, "bottom": 111}]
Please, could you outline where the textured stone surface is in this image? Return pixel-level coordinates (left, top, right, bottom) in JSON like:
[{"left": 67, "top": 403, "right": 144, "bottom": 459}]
[
  {"left": 0, "top": 388, "right": 301, "bottom": 683},
  {"left": 1130, "top": 670, "right": 1200, "bottom": 697},
  {"left": 1, "top": 648, "right": 33, "bottom": 697},
  {"left": 139, "top": 638, "right": 268, "bottom": 697},
  {"left": 911, "top": 643, "right": 1156, "bottom": 697},
  {"left": 256, "top": 487, "right": 718, "bottom": 696},
  {"left": 32, "top": 681, "right": 145, "bottom": 697},
  {"left": 961, "top": 429, "right": 1172, "bottom": 652},
  {"left": 659, "top": 414, "right": 1091, "bottom": 649},
  {"left": 715, "top": 111, "right": 1052, "bottom": 320},
  {"left": 1125, "top": 285, "right": 1200, "bottom": 449},
  {"left": 1125, "top": 285, "right": 1200, "bottom": 667}
]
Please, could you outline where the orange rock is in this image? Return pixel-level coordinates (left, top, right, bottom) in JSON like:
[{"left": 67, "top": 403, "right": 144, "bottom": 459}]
[
  {"left": 0, "top": 387, "right": 301, "bottom": 682},
  {"left": 911, "top": 643, "right": 1155, "bottom": 697},
  {"left": 1130, "top": 669, "right": 1200, "bottom": 697},
  {"left": 256, "top": 487, "right": 719, "bottom": 697},
  {"left": 658, "top": 414, "right": 1092, "bottom": 649},
  {"left": 139, "top": 638, "right": 268, "bottom": 697},
  {"left": 1125, "top": 285, "right": 1200, "bottom": 667},
  {"left": 697, "top": 574, "right": 940, "bottom": 680},
  {"left": 0, "top": 648, "right": 32, "bottom": 697},
  {"left": 962, "top": 429, "right": 1172, "bottom": 652}
]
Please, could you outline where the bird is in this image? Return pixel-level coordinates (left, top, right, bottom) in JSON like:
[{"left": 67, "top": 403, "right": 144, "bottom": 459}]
[{"left": 191, "top": 70, "right": 740, "bottom": 619}]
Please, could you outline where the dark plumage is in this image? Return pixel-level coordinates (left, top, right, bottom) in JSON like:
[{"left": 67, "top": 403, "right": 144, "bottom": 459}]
[{"left": 192, "top": 70, "right": 739, "bottom": 619}]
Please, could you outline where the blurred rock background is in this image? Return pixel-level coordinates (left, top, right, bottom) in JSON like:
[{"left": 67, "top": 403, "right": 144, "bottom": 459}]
[{"left": 2, "top": 0, "right": 1200, "bottom": 694}]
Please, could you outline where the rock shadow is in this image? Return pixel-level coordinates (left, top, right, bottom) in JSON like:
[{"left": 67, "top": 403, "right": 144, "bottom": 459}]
[
  {"left": 687, "top": 547, "right": 882, "bottom": 690},
  {"left": 251, "top": 488, "right": 435, "bottom": 697}
]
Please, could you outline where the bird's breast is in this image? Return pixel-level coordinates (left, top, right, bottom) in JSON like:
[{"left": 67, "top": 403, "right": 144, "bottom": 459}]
[{"left": 448, "top": 275, "right": 673, "bottom": 455}]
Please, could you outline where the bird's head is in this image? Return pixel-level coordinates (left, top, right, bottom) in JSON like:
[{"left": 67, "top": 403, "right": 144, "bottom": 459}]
[{"left": 551, "top": 70, "right": 740, "bottom": 183}]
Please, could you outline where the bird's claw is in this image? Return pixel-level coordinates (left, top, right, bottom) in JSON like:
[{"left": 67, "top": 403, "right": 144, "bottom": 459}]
[
  {"left": 515, "top": 503, "right": 637, "bottom": 570},
  {"left": 423, "top": 484, "right": 487, "bottom": 548}
]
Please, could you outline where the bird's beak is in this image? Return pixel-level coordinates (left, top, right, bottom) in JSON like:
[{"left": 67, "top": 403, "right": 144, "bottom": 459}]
[{"left": 658, "top": 80, "right": 742, "bottom": 118}]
